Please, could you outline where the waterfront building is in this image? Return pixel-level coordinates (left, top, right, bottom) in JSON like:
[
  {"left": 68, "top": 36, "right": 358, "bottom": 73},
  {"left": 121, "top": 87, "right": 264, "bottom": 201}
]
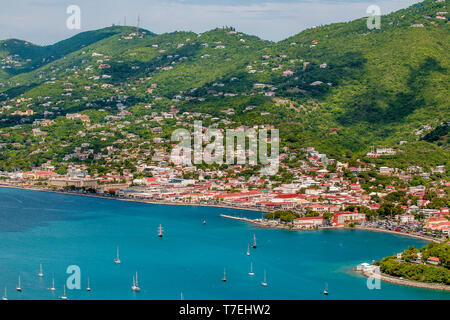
[
  {"left": 294, "top": 217, "right": 324, "bottom": 229},
  {"left": 333, "top": 210, "right": 366, "bottom": 227},
  {"left": 48, "top": 177, "right": 98, "bottom": 189},
  {"left": 23, "top": 170, "right": 58, "bottom": 180}
]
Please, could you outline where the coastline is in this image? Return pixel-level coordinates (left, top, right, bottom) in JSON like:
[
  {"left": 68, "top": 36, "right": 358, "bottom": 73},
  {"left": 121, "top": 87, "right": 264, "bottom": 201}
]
[
  {"left": 360, "top": 269, "right": 450, "bottom": 292},
  {"left": 220, "top": 214, "right": 442, "bottom": 243},
  {"left": 0, "top": 184, "right": 443, "bottom": 243},
  {"left": 0, "top": 184, "right": 265, "bottom": 213},
  {"left": 354, "top": 226, "right": 442, "bottom": 244}
]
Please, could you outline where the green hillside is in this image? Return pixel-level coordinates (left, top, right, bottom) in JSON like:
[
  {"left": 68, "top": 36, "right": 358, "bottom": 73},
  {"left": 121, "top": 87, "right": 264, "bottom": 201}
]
[
  {"left": 0, "top": 0, "right": 448, "bottom": 172},
  {"left": 0, "top": 26, "right": 148, "bottom": 79}
]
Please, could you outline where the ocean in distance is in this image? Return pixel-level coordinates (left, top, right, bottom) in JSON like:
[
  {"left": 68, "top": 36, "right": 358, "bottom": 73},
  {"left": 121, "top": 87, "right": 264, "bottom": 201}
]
[{"left": 0, "top": 187, "right": 448, "bottom": 300}]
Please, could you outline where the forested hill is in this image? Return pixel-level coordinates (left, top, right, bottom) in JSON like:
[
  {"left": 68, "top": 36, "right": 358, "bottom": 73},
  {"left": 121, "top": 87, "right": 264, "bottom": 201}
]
[{"left": 0, "top": 0, "right": 448, "bottom": 171}]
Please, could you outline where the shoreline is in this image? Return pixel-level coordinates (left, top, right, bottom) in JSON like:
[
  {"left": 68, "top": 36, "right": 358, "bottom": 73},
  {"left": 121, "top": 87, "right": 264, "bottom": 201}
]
[
  {"left": 220, "top": 214, "right": 442, "bottom": 242},
  {"left": 0, "top": 184, "right": 265, "bottom": 213},
  {"left": 354, "top": 226, "right": 442, "bottom": 243},
  {"left": 360, "top": 269, "right": 450, "bottom": 292},
  {"left": 0, "top": 184, "right": 444, "bottom": 243}
]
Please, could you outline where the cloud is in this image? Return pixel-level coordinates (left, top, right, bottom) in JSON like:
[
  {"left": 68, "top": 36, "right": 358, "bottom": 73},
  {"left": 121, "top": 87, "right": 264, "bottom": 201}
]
[{"left": 0, "top": 0, "right": 418, "bottom": 45}]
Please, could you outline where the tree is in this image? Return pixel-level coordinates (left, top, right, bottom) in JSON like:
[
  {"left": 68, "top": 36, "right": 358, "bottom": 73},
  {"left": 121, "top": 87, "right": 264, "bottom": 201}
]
[
  {"left": 427, "top": 197, "right": 450, "bottom": 210},
  {"left": 323, "top": 212, "right": 334, "bottom": 221},
  {"left": 384, "top": 191, "right": 406, "bottom": 203},
  {"left": 377, "top": 202, "right": 404, "bottom": 217},
  {"left": 264, "top": 210, "right": 299, "bottom": 222},
  {"left": 305, "top": 210, "right": 320, "bottom": 217}
]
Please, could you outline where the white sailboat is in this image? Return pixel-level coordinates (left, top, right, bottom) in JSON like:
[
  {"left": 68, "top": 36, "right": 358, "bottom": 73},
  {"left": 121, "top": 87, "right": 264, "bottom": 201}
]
[
  {"left": 50, "top": 277, "right": 56, "bottom": 291},
  {"left": 38, "top": 264, "right": 44, "bottom": 277},
  {"left": 131, "top": 276, "right": 136, "bottom": 291},
  {"left": 60, "top": 285, "right": 68, "bottom": 300},
  {"left": 16, "top": 275, "right": 22, "bottom": 292},
  {"left": 87, "top": 277, "right": 91, "bottom": 292},
  {"left": 221, "top": 268, "right": 227, "bottom": 282},
  {"left": 252, "top": 234, "right": 257, "bottom": 248},
  {"left": 323, "top": 283, "right": 329, "bottom": 295},
  {"left": 135, "top": 272, "right": 141, "bottom": 291},
  {"left": 261, "top": 269, "right": 268, "bottom": 287},
  {"left": 248, "top": 262, "right": 255, "bottom": 276},
  {"left": 158, "top": 224, "right": 164, "bottom": 237},
  {"left": 246, "top": 244, "right": 250, "bottom": 256},
  {"left": 2, "top": 287, "right": 7, "bottom": 301},
  {"left": 114, "top": 246, "right": 121, "bottom": 264},
  {"left": 132, "top": 272, "right": 141, "bottom": 292},
  {"left": 180, "top": 292, "right": 184, "bottom": 300}
]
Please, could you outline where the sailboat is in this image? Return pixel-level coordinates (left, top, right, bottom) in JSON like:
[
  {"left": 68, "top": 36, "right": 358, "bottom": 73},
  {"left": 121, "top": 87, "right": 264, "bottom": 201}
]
[
  {"left": 131, "top": 276, "right": 136, "bottom": 291},
  {"left": 261, "top": 269, "right": 268, "bottom": 287},
  {"left": 132, "top": 272, "right": 141, "bottom": 292},
  {"left": 2, "top": 287, "right": 7, "bottom": 301},
  {"left": 252, "top": 234, "right": 257, "bottom": 248},
  {"left": 38, "top": 264, "right": 44, "bottom": 277},
  {"left": 248, "top": 262, "right": 255, "bottom": 276},
  {"left": 114, "top": 246, "right": 121, "bottom": 264},
  {"left": 16, "top": 275, "right": 22, "bottom": 292},
  {"left": 158, "top": 224, "right": 164, "bottom": 237},
  {"left": 180, "top": 292, "right": 184, "bottom": 300},
  {"left": 323, "top": 283, "right": 329, "bottom": 295},
  {"left": 60, "top": 285, "right": 68, "bottom": 300},
  {"left": 221, "top": 268, "right": 227, "bottom": 282},
  {"left": 246, "top": 244, "right": 250, "bottom": 256},
  {"left": 50, "top": 277, "right": 56, "bottom": 291},
  {"left": 86, "top": 277, "right": 91, "bottom": 292},
  {"left": 134, "top": 272, "right": 141, "bottom": 292}
]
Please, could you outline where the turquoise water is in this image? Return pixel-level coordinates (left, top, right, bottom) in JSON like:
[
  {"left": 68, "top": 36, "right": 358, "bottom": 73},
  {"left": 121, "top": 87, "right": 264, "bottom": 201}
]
[{"left": 0, "top": 187, "right": 448, "bottom": 300}]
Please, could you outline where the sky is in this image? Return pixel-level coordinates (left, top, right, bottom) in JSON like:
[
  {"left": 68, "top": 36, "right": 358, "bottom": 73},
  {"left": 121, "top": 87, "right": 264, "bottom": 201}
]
[{"left": 0, "top": 0, "right": 419, "bottom": 45}]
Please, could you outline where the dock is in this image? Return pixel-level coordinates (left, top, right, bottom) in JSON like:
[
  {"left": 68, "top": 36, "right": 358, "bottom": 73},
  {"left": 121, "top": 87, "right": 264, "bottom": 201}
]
[{"left": 219, "top": 214, "right": 256, "bottom": 223}]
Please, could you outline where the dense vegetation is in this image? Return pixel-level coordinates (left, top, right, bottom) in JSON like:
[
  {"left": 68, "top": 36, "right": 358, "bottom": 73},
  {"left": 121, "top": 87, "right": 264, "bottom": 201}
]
[
  {"left": 264, "top": 210, "right": 300, "bottom": 222},
  {"left": 0, "top": 0, "right": 448, "bottom": 171},
  {"left": 376, "top": 241, "right": 450, "bottom": 284}
]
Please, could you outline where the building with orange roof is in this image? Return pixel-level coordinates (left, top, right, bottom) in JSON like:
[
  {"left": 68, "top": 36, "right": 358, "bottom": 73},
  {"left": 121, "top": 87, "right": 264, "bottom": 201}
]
[
  {"left": 332, "top": 208, "right": 366, "bottom": 227},
  {"left": 23, "top": 170, "right": 58, "bottom": 180}
]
